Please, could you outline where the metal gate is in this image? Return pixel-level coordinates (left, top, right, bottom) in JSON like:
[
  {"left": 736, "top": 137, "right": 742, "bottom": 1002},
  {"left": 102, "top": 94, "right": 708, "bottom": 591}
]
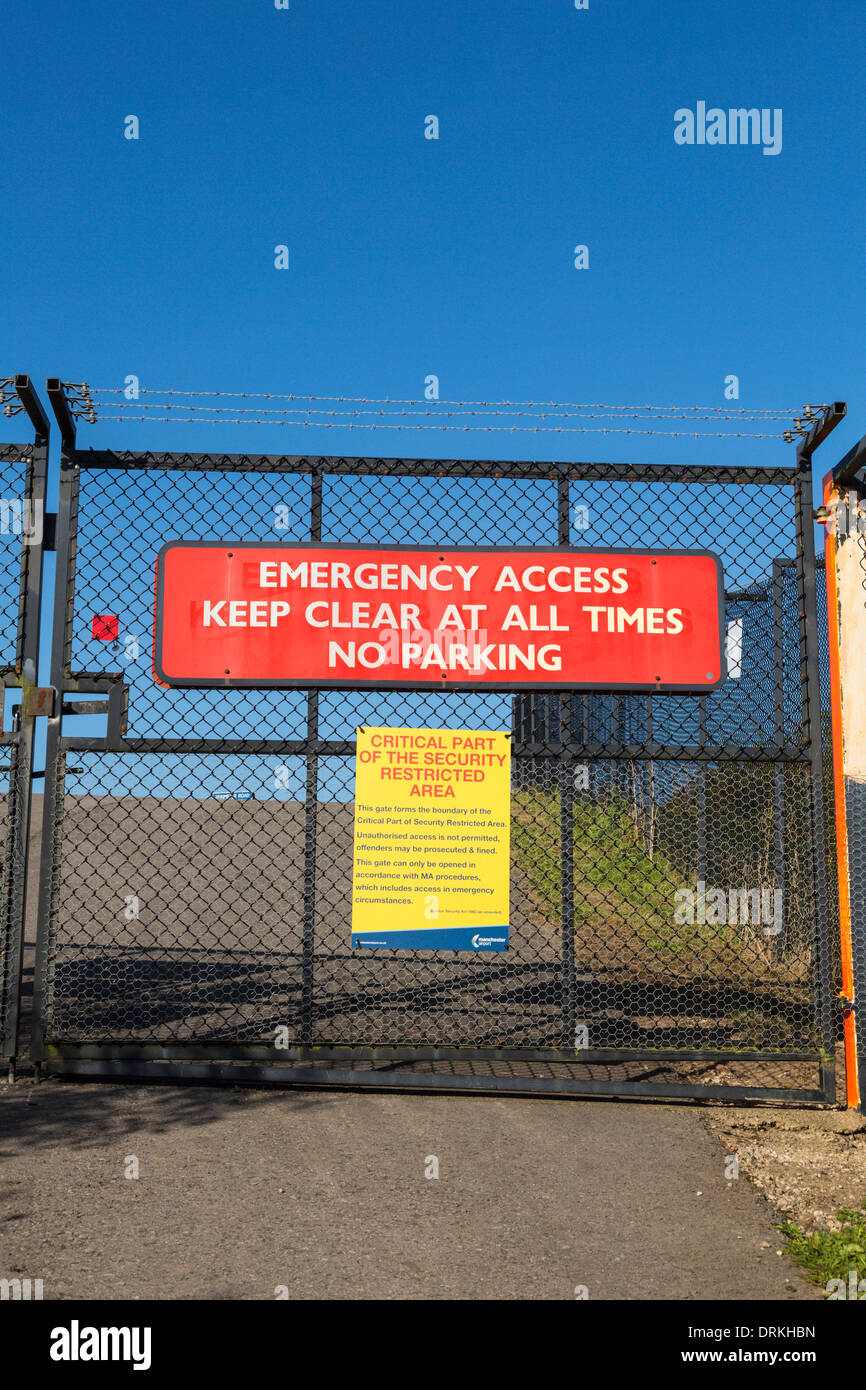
[
  {"left": 0, "top": 377, "right": 48, "bottom": 1066},
  {"left": 25, "top": 417, "right": 839, "bottom": 1102}
]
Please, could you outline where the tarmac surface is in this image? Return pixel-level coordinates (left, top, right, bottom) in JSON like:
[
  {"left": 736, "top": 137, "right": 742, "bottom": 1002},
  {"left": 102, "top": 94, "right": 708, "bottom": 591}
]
[
  {"left": 0, "top": 1079, "right": 817, "bottom": 1300},
  {"left": 2, "top": 795, "right": 826, "bottom": 1302}
]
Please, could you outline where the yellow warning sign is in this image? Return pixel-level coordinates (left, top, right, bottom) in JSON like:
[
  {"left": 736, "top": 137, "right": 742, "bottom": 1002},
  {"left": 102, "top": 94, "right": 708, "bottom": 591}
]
[{"left": 351, "top": 726, "right": 511, "bottom": 950}]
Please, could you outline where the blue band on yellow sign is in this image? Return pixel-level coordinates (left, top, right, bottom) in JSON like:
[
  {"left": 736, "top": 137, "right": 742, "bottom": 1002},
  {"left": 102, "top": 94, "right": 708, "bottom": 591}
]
[{"left": 352, "top": 926, "right": 509, "bottom": 950}]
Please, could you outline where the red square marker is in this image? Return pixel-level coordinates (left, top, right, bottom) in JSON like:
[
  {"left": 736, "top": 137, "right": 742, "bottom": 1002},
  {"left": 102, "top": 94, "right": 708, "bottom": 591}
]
[{"left": 92, "top": 614, "right": 119, "bottom": 642}]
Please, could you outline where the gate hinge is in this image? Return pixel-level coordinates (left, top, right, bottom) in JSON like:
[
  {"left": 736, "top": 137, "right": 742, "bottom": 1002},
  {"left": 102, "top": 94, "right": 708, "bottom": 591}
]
[{"left": 22, "top": 686, "right": 56, "bottom": 718}]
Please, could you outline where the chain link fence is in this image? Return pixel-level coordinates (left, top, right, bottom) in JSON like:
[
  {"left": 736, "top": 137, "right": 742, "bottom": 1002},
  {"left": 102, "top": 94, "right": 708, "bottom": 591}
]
[{"left": 30, "top": 450, "right": 836, "bottom": 1100}]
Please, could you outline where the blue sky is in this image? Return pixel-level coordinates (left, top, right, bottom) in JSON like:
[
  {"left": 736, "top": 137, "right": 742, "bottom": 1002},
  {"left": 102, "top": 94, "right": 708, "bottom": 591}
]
[
  {"left": 0, "top": 0, "right": 862, "bottom": 786},
  {"left": 2, "top": 0, "right": 864, "bottom": 471}
]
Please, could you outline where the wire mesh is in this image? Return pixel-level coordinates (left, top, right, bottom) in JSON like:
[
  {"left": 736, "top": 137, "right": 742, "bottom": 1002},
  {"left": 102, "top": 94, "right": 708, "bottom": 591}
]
[{"left": 34, "top": 451, "right": 837, "bottom": 1099}]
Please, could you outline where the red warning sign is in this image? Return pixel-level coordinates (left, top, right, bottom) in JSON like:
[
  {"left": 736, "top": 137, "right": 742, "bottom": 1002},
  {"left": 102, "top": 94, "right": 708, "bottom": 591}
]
[{"left": 154, "top": 543, "right": 725, "bottom": 691}]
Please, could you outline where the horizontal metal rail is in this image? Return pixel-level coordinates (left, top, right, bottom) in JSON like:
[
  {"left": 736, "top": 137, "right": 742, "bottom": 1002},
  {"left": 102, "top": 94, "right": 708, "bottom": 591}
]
[
  {"left": 41, "top": 1042, "right": 828, "bottom": 1066},
  {"left": 58, "top": 737, "right": 813, "bottom": 761},
  {"left": 75, "top": 450, "right": 800, "bottom": 484},
  {"left": 42, "top": 1050, "right": 828, "bottom": 1104}
]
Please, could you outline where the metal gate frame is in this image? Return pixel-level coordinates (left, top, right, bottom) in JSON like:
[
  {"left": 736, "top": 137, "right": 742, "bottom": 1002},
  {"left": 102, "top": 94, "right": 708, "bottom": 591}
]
[
  {"left": 26, "top": 390, "right": 843, "bottom": 1102},
  {"left": 0, "top": 376, "right": 49, "bottom": 1067}
]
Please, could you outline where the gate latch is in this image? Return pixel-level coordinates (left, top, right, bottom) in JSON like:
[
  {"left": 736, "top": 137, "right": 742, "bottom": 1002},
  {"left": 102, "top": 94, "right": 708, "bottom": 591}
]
[
  {"left": 61, "top": 672, "right": 129, "bottom": 747},
  {"left": 21, "top": 686, "right": 56, "bottom": 719}
]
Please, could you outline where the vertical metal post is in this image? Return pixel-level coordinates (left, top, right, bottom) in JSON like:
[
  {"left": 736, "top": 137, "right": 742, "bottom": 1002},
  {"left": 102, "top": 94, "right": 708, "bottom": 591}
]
[
  {"left": 30, "top": 416, "right": 78, "bottom": 1066},
  {"left": 772, "top": 771, "right": 786, "bottom": 961},
  {"left": 0, "top": 710, "right": 25, "bottom": 1068},
  {"left": 821, "top": 450, "right": 866, "bottom": 1109},
  {"left": 795, "top": 455, "right": 836, "bottom": 1101},
  {"left": 696, "top": 698, "right": 707, "bottom": 887},
  {"left": 645, "top": 696, "right": 654, "bottom": 859},
  {"left": 771, "top": 564, "right": 787, "bottom": 960},
  {"left": 0, "top": 380, "right": 49, "bottom": 1061},
  {"left": 557, "top": 476, "right": 575, "bottom": 1046},
  {"left": 300, "top": 470, "right": 322, "bottom": 1047}
]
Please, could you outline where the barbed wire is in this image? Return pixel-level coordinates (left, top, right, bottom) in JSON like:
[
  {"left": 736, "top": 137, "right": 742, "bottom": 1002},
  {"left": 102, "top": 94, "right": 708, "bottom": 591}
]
[
  {"left": 90, "top": 413, "right": 788, "bottom": 438},
  {"left": 73, "top": 400, "right": 802, "bottom": 424},
  {"left": 83, "top": 384, "right": 806, "bottom": 415},
  {"left": 62, "top": 382, "right": 828, "bottom": 441},
  {"left": 0, "top": 378, "right": 24, "bottom": 418}
]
